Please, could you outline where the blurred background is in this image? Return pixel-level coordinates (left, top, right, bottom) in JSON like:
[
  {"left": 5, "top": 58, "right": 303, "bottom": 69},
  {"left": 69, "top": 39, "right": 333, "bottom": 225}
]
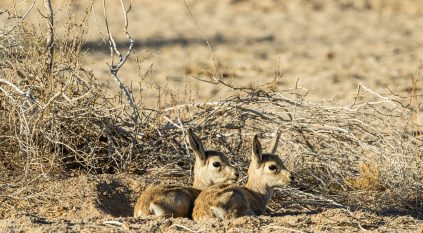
[{"left": 1, "top": 0, "right": 422, "bottom": 108}]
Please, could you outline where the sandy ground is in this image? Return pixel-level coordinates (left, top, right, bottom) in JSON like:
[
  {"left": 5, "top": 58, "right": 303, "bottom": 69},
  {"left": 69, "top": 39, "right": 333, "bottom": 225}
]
[
  {"left": 1, "top": 174, "right": 422, "bottom": 232},
  {"left": 3, "top": 0, "right": 422, "bottom": 106},
  {"left": 1, "top": 0, "right": 423, "bottom": 232},
  {"left": 87, "top": 0, "right": 423, "bottom": 108}
]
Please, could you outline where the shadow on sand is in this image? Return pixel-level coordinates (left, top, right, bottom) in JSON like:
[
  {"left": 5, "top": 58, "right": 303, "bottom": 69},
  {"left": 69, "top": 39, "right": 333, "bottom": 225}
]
[{"left": 96, "top": 179, "right": 133, "bottom": 217}]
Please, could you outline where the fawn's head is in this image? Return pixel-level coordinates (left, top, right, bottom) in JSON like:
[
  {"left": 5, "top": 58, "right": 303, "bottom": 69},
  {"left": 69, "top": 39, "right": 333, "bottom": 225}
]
[
  {"left": 187, "top": 129, "right": 239, "bottom": 190},
  {"left": 247, "top": 133, "right": 293, "bottom": 190}
]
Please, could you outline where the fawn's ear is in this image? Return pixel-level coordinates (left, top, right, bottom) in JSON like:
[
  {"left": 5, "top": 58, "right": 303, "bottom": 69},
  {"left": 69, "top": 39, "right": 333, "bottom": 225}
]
[
  {"left": 252, "top": 134, "right": 263, "bottom": 164},
  {"left": 270, "top": 130, "right": 281, "bottom": 154},
  {"left": 187, "top": 129, "right": 207, "bottom": 162}
]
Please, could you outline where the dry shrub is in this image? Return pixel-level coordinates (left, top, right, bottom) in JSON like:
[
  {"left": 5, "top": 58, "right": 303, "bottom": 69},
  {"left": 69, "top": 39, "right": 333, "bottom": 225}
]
[
  {"left": 160, "top": 84, "right": 422, "bottom": 217},
  {"left": 0, "top": 4, "right": 135, "bottom": 177},
  {"left": 0, "top": 1, "right": 422, "bottom": 220}
]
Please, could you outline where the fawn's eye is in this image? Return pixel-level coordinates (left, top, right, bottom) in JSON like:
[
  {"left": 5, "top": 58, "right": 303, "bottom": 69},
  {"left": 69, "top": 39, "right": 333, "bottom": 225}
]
[
  {"left": 269, "top": 165, "right": 277, "bottom": 171},
  {"left": 212, "top": 162, "right": 221, "bottom": 168}
]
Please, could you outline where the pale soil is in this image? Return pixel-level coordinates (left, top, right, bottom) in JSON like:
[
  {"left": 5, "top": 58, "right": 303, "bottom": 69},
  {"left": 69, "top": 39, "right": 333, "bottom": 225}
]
[
  {"left": 1, "top": 174, "right": 422, "bottom": 232},
  {"left": 1, "top": 0, "right": 423, "bottom": 232},
  {"left": 2, "top": 0, "right": 421, "bottom": 106},
  {"left": 86, "top": 0, "right": 423, "bottom": 108}
]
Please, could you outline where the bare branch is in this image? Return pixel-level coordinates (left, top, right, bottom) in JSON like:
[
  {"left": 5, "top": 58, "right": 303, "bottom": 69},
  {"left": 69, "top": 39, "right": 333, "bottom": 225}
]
[
  {"left": 102, "top": 0, "right": 140, "bottom": 162},
  {"left": 44, "top": 0, "right": 54, "bottom": 72}
]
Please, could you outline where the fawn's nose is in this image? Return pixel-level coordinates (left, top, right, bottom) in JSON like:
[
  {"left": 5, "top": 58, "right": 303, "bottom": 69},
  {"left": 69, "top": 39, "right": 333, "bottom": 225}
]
[
  {"left": 289, "top": 174, "right": 295, "bottom": 181},
  {"left": 234, "top": 171, "right": 240, "bottom": 178}
]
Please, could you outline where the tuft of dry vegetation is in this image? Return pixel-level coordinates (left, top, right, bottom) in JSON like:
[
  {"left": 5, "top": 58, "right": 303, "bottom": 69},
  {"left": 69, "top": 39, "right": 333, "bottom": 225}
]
[{"left": 0, "top": 0, "right": 422, "bottom": 231}]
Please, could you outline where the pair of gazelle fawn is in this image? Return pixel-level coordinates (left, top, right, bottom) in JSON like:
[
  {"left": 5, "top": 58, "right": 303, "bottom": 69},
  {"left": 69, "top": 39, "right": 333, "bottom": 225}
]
[{"left": 134, "top": 129, "right": 294, "bottom": 221}]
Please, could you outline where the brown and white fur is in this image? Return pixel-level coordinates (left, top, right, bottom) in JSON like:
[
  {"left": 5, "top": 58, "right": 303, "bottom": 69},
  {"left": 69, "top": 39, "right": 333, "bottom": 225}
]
[
  {"left": 133, "top": 129, "right": 239, "bottom": 218},
  {"left": 192, "top": 133, "right": 293, "bottom": 221}
]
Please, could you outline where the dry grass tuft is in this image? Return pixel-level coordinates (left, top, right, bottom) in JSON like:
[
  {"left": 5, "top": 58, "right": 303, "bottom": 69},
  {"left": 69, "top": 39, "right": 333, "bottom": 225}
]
[{"left": 346, "top": 163, "right": 384, "bottom": 192}]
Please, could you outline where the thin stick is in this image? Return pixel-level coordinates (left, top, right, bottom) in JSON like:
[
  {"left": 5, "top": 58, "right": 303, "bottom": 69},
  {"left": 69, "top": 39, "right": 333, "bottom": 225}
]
[
  {"left": 0, "top": 78, "right": 36, "bottom": 103},
  {"left": 183, "top": 0, "right": 249, "bottom": 91},
  {"left": 170, "top": 224, "right": 201, "bottom": 233},
  {"left": 102, "top": 0, "right": 141, "bottom": 161},
  {"left": 44, "top": 0, "right": 54, "bottom": 73}
]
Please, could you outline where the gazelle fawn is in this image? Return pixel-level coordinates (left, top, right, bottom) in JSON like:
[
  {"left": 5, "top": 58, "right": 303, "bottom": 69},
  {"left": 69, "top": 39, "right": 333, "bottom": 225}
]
[
  {"left": 133, "top": 129, "right": 239, "bottom": 218},
  {"left": 192, "top": 133, "right": 293, "bottom": 220}
]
